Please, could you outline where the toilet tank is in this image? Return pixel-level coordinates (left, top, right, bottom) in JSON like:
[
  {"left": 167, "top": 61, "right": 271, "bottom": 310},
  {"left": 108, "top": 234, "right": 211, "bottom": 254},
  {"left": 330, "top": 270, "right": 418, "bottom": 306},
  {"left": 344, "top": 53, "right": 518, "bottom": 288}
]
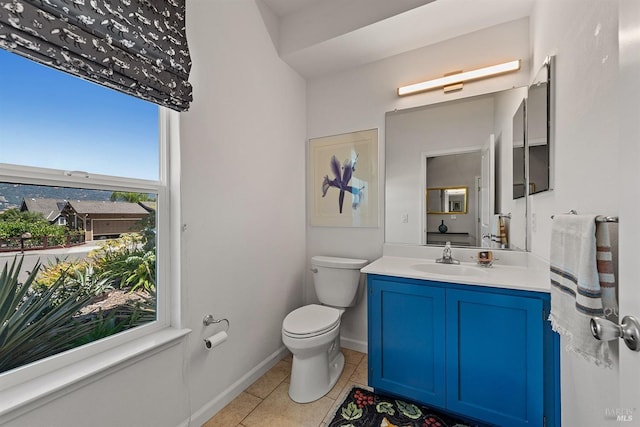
[{"left": 311, "top": 256, "right": 368, "bottom": 308}]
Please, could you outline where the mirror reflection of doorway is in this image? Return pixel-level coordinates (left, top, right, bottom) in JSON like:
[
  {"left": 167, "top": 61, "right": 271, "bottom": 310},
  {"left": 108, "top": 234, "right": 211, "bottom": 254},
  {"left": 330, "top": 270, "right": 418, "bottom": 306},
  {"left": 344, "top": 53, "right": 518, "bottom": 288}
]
[
  {"left": 426, "top": 187, "right": 468, "bottom": 214},
  {"left": 425, "top": 151, "right": 481, "bottom": 246}
]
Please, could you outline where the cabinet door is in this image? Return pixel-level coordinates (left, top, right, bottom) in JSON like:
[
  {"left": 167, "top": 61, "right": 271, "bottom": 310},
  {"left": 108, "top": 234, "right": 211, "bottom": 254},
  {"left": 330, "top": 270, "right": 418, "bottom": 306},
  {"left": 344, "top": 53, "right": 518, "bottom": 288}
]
[
  {"left": 445, "top": 288, "right": 544, "bottom": 427},
  {"left": 369, "top": 277, "right": 446, "bottom": 408}
]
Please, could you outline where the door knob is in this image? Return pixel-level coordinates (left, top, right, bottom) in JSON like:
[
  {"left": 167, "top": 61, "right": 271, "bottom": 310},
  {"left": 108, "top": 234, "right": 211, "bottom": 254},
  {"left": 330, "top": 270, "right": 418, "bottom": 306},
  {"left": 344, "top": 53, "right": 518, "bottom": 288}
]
[{"left": 590, "top": 316, "right": 640, "bottom": 351}]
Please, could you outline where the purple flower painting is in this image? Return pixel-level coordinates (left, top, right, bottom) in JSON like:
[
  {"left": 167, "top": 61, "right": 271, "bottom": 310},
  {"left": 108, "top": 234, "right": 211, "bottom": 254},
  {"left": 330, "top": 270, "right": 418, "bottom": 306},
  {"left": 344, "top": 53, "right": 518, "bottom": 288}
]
[
  {"left": 321, "top": 154, "right": 365, "bottom": 213},
  {"left": 309, "top": 129, "right": 378, "bottom": 227}
]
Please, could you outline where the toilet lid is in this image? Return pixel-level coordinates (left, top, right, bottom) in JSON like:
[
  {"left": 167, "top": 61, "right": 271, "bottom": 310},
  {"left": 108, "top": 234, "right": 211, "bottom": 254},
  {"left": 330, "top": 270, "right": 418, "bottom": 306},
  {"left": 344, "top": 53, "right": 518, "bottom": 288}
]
[{"left": 282, "top": 304, "right": 340, "bottom": 338}]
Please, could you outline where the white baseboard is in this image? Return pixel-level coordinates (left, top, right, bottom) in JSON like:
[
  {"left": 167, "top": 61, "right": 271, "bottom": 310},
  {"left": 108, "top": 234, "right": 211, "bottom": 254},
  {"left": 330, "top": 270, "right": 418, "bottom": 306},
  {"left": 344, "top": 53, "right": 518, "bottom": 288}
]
[
  {"left": 340, "top": 336, "right": 367, "bottom": 354},
  {"left": 186, "top": 345, "right": 289, "bottom": 426}
]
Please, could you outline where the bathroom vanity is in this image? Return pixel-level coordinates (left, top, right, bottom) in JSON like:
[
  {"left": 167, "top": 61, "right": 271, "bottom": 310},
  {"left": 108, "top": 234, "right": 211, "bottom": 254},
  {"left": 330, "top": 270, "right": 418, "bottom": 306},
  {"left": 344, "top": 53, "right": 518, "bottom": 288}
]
[{"left": 362, "top": 246, "right": 559, "bottom": 427}]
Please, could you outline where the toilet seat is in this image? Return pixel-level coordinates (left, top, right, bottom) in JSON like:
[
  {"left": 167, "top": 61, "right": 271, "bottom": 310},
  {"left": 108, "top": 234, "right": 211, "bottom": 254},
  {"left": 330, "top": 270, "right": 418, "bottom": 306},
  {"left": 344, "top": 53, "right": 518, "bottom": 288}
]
[{"left": 282, "top": 304, "right": 340, "bottom": 338}]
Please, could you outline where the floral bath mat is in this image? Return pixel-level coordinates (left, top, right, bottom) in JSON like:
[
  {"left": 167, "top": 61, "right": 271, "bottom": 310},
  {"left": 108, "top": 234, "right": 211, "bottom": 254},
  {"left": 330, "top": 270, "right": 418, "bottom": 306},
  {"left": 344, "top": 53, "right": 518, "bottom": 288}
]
[{"left": 327, "top": 386, "right": 475, "bottom": 427}]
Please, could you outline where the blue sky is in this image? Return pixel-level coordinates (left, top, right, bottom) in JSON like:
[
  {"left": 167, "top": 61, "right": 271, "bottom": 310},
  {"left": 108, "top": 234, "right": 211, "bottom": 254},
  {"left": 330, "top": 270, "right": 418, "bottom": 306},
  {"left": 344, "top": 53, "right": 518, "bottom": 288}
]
[{"left": 0, "top": 49, "right": 159, "bottom": 181}]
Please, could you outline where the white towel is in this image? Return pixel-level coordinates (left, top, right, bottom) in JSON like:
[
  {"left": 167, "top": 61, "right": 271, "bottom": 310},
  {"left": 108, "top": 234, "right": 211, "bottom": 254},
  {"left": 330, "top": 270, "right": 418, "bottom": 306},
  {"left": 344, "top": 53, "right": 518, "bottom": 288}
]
[
  {"left": 548, "top": 214, "right": 613, "bottom": 368},
  {"left": 498, "top": 215, "right": 508, "bottom": 248},
  {"left": 488, "top": 215, "right": 500, "bottom": 248}
]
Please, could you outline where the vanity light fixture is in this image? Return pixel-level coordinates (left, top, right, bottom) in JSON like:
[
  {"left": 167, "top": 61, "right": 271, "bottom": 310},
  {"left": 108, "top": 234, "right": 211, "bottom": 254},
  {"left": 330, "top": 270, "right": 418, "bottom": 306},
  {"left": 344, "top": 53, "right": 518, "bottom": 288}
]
[{"left": 397, "top": 59, "right": 521, "bottom": 96}]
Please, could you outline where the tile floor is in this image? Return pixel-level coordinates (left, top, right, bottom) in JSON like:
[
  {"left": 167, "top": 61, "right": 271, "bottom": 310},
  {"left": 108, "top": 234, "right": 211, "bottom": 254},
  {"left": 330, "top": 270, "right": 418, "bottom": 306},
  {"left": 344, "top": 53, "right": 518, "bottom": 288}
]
[{"left": 202, "top": 348, "right": 368, "bottom": 427}]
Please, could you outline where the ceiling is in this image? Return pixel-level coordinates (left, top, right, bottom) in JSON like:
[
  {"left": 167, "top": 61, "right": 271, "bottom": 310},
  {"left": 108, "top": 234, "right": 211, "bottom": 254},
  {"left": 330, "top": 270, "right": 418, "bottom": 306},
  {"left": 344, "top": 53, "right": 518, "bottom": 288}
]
[
  {"left": 261, "top": 0, "right": 322, "bottom": 16},
  {"left": 260, "top": 0, "right": 535, "bottom": 78}
]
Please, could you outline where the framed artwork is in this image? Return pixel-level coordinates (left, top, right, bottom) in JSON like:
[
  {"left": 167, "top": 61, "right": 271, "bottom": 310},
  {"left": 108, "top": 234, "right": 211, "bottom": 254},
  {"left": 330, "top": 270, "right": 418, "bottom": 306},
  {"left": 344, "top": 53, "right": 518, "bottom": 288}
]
[{"left": 309, "top": 128, "right": 379, "bottom": 227}]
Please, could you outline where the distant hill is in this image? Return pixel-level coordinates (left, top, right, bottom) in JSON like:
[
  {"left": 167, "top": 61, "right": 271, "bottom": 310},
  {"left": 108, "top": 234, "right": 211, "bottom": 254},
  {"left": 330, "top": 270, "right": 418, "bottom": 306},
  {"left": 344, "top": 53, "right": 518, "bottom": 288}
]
[{"left": 0, "top": 183, "right": 112, "bottom": 211}]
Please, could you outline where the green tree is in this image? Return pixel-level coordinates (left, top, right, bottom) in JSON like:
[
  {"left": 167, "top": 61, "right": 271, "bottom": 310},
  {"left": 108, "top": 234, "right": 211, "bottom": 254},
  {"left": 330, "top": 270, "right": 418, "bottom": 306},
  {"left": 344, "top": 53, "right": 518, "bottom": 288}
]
[
  {"left": 0, "top": 208, "right": 70, "bottom": 241},
  {"left": 0, "top": 208, "right": 46, "bottom": 223},
  {"left": 110, "top": 192, "right": 156, "bottom": 250},
  {"left": 109, "top": 192, "right": 155, "bottom": 203}
]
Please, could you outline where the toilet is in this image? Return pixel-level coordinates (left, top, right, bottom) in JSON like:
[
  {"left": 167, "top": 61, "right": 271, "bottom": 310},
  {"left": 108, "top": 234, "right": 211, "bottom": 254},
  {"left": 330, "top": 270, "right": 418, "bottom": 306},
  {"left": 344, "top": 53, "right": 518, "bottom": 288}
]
[{"left": 282, "top": 255, "right": 368, "bottom": 403}]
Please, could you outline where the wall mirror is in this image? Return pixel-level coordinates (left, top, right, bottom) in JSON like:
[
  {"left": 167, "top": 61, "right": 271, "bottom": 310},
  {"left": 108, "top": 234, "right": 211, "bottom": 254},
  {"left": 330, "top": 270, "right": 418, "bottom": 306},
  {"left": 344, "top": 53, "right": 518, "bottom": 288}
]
[
  {"left": 512, "top": 99, "right": 526, "bottom": 199},
  {"left": 527, "top": 56, "right": 554, "bottom": 194},
  {"left": 427, "top": 187, "right": 468, "bottom": 214},
  {"left": 385, "top": 86, "right": 529, "bottom": 251}
]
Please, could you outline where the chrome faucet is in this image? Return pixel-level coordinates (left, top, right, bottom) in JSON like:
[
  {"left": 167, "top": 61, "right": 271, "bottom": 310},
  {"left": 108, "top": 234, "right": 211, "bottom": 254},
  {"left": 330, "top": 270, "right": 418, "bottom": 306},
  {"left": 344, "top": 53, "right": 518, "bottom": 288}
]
[{"left": 436, "top": 242, "right": 460, "bottom": 264}]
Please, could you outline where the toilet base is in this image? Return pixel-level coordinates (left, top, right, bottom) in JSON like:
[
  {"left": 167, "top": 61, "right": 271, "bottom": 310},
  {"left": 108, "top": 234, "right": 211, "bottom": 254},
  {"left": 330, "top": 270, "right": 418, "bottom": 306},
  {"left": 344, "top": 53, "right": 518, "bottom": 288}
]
[{"left": 288, "top": 337, "right": 345, "bottom": 403}]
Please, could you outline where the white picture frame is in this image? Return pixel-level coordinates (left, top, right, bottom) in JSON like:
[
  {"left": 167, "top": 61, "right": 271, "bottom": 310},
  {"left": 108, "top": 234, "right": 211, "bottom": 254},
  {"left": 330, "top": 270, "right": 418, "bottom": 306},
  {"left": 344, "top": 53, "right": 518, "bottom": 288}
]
[{"left": 309, "top": 128, "right": 379, "bottom": 227}]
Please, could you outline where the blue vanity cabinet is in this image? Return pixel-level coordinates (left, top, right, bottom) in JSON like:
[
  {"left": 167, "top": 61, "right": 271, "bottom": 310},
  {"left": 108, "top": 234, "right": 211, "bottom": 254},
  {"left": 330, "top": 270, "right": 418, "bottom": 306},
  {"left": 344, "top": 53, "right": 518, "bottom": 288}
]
[{"left": 367, "top": 274, "right": 559, "bottom": 427}]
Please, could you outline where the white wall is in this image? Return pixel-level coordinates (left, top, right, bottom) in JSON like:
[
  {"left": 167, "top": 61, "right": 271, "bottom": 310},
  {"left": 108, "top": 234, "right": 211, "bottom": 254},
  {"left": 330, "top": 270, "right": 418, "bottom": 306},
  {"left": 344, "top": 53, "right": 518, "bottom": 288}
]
[
  {"left": 5, "top": 1, "right": 307, "bottom": 426},
  {"left": 180, "top": 0, "right": 306, "bottom": 423},
  {"left": 528, "top": 0, "right": 619, "bottom": 260},
  {"left": 6, "top": 344, "right": 190, "bottom": 427},
  {"left": 306, "top": 18, "right": 529, "bottom": 351},
  {"left": 529, "top": 1, "right": 621, "bottom": 425}
]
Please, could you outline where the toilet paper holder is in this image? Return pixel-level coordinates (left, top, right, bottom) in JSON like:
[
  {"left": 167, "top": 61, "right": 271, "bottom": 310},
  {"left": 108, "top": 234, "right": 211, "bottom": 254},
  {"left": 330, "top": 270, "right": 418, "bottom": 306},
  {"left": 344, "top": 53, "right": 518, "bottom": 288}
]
[{"left": 203, "top": 314, "right": 230, "bottom": 332}]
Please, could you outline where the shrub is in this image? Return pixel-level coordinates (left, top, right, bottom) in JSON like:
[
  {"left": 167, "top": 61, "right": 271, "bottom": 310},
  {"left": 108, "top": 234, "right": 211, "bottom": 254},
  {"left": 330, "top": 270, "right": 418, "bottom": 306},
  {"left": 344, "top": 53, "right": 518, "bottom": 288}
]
[
  {"left": 1, "top": 256, "right": 157, "bottom": 374},
  {"left": 34, "top": 258, "right": 114, "bottom": 306},
  {"left": 88, "top": 234, "right": 156, "bottom": 293},
  {"left": 0, "top": 257, "right": 98, "bottom": 373},
  {"left": 72, "top": 295, "right": 155, "bottom": 347},
  {"left": 35, "top": 232, "right": 157, "bottom": 296},
  {"left": 0, "top": 209, "right": 67, "bottom": 239}
]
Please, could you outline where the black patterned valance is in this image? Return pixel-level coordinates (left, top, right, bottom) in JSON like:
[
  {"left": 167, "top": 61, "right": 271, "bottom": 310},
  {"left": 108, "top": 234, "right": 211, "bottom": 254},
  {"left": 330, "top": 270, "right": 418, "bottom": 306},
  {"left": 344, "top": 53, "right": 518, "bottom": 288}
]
[{"left": 0, "top": 0, "right": 192, "bottom": 111}]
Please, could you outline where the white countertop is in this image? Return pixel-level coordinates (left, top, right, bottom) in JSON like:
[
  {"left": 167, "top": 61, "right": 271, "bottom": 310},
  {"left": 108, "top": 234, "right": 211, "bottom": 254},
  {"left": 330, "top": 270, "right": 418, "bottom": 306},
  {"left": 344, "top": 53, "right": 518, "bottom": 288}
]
[{"left": 361, "top": 245, "right": 550, "bottom": 293}]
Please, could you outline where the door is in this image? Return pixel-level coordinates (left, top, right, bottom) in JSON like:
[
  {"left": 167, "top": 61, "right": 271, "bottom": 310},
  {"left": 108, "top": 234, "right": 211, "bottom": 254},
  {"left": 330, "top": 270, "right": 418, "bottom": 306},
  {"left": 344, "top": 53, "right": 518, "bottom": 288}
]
[
  {"left": 618, "top": 0, "right": 640, "bottom": 420},
  {"left": 479, "top": 134, "right": 495, "bottom": 248},
  {"left": 92, "top": 219, "right": 141, "bottom": 237},
  {"left": 368, "top": 276, "right": 447, "bottom": 408},
  {"left": 445, "top": 288, "right": 546, "bottom": 427}
]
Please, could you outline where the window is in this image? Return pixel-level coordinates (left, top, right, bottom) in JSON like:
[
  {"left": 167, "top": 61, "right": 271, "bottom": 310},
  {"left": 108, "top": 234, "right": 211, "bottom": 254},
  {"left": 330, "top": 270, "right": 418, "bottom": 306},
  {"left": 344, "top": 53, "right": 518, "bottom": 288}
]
[{"left": 0, "top": 49, "right": 173, "bottom": 381}]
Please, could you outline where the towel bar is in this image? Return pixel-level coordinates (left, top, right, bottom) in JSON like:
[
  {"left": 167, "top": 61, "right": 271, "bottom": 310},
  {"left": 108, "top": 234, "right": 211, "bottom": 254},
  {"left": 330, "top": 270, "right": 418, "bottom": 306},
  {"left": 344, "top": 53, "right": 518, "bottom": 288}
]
[
  {"left": 594, "top": 216, "right": 619, "bottom": 223},
  {"left": 550, "top": 210, "right": 618, "bottom": 223}
]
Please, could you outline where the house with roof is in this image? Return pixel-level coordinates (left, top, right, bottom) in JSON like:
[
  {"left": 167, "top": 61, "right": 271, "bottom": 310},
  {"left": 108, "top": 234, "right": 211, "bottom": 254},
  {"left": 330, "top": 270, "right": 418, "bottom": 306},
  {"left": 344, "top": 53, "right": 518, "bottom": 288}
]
[
  {"left": 20, "top": 198, "right": 68, "bottom": 225},
  {"left": 21, "top": 198, "right": 151, "bottom": 241},
  {"left": 62, "top": 200, "right": 151, "bottom": 241}
]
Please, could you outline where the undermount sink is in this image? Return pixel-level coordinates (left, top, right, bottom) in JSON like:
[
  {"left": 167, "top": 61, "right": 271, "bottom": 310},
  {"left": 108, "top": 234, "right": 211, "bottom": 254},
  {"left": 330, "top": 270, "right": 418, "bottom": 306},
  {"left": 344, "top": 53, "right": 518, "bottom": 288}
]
[{"left": 410, "top": 262, "right": 489, "bottom": 277}]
